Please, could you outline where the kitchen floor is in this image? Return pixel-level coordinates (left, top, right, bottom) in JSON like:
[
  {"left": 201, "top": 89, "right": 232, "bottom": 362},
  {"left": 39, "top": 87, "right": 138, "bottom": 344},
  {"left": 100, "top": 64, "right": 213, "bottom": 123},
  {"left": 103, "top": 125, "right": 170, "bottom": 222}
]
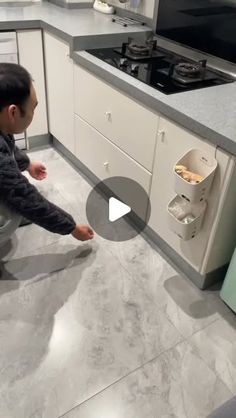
[{"left": 0, "top": 147, "right": 236, "bottom": 418}]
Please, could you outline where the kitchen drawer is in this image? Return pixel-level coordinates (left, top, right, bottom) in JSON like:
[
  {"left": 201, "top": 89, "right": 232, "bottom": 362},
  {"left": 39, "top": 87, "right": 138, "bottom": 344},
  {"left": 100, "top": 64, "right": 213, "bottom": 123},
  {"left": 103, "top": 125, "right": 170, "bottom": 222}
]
[
  {"left": 75, "top": 115, "right": 152, "bottom": 220},
  {"left": 74, "top": 65, "right": 158, "bottom": 172}
]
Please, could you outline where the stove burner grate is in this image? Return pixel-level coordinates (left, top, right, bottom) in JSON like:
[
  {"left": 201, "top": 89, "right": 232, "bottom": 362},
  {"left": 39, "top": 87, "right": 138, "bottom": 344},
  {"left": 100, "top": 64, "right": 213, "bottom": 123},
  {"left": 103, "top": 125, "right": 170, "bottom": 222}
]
[
  {"left": 174, "top": 62, "right": 201, "bottom": 78},
  {"left": 127, "top": 42, "right": 150, "bottom": 57}
]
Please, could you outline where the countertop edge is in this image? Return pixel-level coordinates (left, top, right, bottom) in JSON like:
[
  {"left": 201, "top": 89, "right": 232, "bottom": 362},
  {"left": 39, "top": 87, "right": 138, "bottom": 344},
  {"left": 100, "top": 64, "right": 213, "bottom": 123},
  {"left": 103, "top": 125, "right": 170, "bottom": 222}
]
[
  {"left": 0, "top": 20, "right": 74, "bottom": 44},
  {"left": 0, "top": 9, "right": 235, "bottom": 156},
  {"left": 0, "top": 19, "right": 42, "bottom": 30},
  {"left": 73, "top": 51, "right": 236, "bottom": 156}
]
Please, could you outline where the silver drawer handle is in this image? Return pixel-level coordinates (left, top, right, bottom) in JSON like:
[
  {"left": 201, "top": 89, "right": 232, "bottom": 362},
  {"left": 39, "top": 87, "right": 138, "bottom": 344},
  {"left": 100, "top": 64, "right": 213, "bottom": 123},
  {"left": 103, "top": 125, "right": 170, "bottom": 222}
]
[
  {"left": 157, "top": 130, "right": 165, "bottom": 142},
  {"left": 105, "top": 111, "right": 112, "bottom": 121}
]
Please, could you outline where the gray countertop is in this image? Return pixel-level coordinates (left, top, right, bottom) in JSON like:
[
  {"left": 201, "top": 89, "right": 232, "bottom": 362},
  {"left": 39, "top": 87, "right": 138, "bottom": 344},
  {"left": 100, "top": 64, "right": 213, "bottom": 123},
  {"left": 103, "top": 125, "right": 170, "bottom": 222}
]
[
  {"left": 73, "top": 51, "right": 236, "bottom": 155},
  {"left": 0, "top": 2, "right": 149, "bottom": 43},
  {"left": 0, "top": 2, "right": 236, "bottom": 155}
]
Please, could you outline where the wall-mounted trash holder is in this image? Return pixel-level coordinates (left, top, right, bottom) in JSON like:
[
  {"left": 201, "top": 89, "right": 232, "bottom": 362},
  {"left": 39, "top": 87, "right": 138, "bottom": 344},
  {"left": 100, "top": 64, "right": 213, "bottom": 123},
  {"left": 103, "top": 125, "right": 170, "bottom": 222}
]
[
  {"left": 167, "top": 195, "right": 207, "bottom": 241},
  {"left": 174, "top": 149, "right": 217, "bottom": 203}
]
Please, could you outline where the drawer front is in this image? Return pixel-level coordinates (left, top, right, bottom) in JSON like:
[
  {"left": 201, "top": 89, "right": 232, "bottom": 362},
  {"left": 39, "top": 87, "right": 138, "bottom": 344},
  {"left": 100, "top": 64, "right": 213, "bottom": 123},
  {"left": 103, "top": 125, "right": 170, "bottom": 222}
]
[
  {"left": 75, "top": 115, "right": 152, "bottom": 221},
  {"left": 74, "top": 65, "right": 158, "bottom": 172}
]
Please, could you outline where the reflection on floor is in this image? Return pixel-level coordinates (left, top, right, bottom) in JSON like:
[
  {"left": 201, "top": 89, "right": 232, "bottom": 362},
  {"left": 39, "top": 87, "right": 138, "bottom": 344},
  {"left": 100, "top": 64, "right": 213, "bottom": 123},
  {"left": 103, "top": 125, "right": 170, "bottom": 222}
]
[{"left": 0, "top": 147, "right": 235, "bottom": 418}]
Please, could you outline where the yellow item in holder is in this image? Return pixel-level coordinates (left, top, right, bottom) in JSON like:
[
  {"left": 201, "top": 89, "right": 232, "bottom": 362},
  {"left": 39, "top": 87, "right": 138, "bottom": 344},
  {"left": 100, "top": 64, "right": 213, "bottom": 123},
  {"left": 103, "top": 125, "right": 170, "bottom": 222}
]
[{"left": 175, "top": 165, "right": 204, "bottom": 184}]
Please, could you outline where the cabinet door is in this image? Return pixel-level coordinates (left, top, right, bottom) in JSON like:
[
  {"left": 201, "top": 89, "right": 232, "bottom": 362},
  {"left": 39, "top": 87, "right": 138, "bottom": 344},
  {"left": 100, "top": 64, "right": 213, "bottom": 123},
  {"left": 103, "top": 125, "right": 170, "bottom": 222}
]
[
  {"left": 74, "top": 65, "right": 158, "bottom": 172},
  {"left": 17, "top": 30, "right": 48, "bottom": 138},
  {"left": 43, "top": 32, "right": 74, "bottom": 154},
  {"left": 149, "top": 117, "right": 230, "bottom": 271}
]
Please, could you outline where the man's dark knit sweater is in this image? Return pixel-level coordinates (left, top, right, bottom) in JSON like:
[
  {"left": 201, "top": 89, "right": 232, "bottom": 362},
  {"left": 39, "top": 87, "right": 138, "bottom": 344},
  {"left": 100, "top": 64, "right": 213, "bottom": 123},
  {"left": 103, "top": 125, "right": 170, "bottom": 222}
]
[{"left": 0, "top": 132, "right": 76, "bottom": 235}]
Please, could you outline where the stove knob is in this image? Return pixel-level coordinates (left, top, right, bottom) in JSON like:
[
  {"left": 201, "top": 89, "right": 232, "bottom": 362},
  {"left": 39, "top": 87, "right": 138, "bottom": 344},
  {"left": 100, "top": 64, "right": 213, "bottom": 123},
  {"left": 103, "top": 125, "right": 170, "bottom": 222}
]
[
  {"left": 131, "top": 63, "right": 139, "bottom": 74},
  {"left": 120, "top": 58, "right": 128, "bottom": 67}
]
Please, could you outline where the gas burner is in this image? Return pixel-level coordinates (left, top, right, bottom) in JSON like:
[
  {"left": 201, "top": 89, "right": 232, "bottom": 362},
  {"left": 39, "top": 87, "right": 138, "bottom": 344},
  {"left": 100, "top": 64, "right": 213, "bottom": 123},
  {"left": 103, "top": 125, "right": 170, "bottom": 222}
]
[
  {"left": 87, "top": 45, "right": 233, "bottom": 94},
  {"left": 127, "top": 42, "right": 150, "bottom": 57},
  {"left": 113, "top": 38, "right": 164, "bottom": 61},
  {"left": 175, "top": 62, "right": 201, "bottom": 78}
]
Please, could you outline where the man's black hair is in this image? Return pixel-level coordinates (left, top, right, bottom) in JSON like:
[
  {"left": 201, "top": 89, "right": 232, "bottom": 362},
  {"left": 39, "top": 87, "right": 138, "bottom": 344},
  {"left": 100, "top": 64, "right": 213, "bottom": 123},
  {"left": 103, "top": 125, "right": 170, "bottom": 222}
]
[{"left": 0, "top": 63, "right": 32, "bottom": 116}]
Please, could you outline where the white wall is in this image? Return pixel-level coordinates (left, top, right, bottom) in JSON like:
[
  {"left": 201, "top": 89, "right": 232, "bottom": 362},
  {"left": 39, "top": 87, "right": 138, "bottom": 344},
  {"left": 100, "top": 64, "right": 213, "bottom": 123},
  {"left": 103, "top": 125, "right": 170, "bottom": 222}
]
[
  {"left": 0, "top": 0, "right": 39, "bottom": 2},
  {"left": 0, "top": 0, "right": 154, "bottom": 18},
  {"left": 67, "top": 0, "right": 92, "bottom": 3},
  {"left": 65, "top": 0, "right": 155, "bottom": 16},
  {"left": 100, "top": 0, "right": 155, "bottom": 19}
]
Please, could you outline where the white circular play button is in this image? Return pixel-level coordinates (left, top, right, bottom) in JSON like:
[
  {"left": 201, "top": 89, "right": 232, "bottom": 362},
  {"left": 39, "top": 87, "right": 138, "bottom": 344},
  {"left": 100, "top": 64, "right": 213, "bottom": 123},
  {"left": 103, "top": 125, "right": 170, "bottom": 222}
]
[{"left": 86, "top": 176, "right": 151, "bottom": 242}]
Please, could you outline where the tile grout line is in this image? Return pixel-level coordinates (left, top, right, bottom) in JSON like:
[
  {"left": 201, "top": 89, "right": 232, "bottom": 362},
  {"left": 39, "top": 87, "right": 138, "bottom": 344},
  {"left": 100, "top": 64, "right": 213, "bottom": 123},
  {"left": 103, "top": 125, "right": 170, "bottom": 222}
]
[
  {"left": 115, "top": 252, "right": 224, "bottom": 342},
  {"left": 60, "top": 316, "right": 234, "bottom": 418},
  {"left": 59, "top": 313, "right": 230, "bottom": 416},
  {"left": 58, "top": 336, "right": 187, "bottom": 418},
  {"left": 185, "top": 316, "right": 235, "bottom": 396},
  {"left": 29, "top": 147, "right": 235, "bottom": 413},
  {"left": 165, "top": 309, "right": 221, "bottom": 340}
]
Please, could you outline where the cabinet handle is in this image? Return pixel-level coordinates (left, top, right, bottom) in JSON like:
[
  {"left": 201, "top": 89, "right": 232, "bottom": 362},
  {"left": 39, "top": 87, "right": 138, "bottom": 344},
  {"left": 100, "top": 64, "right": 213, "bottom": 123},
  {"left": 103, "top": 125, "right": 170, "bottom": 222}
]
[
  {"left": 103, "top": 162, "right": 109, "bottom": 168},
  {"left": 157, "top": 129, "right": 165, "bottom": 142},
  {"left": 105, "top": 111, "right": 112, "bottom": 121}
]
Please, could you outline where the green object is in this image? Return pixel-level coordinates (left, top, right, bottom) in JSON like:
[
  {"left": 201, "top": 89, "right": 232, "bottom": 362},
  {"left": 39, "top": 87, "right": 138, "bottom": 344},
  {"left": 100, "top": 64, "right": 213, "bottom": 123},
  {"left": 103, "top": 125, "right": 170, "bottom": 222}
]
[{"left": 220, "top": 248, "right": 236, "bottom": 312}]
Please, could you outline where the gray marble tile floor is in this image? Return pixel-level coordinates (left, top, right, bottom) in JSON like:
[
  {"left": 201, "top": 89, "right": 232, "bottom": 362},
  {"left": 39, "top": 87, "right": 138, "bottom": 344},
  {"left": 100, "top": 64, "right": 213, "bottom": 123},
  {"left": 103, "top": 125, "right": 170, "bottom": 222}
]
[{"left": 0, "top": 147, "right": 235, "bottom": 418}]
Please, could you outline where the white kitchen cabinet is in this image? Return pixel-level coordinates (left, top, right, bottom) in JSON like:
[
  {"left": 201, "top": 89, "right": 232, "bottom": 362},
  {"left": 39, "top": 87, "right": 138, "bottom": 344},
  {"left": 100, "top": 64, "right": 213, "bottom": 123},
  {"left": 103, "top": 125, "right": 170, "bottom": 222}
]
[
  {"left": 75, "top": 115, "right": 152, "bottom": 220},
  {"left": 17, "top": 30, "right": 48, "bottom": 138},
  {"left": 74, "top": 65, "right": 158, "bottom": 172},
  {"left": 149, "top": 116, "right": 236, "bottom": 273},
  {"left": 43, "top": 31, "right": 74, "bottom": 154}
]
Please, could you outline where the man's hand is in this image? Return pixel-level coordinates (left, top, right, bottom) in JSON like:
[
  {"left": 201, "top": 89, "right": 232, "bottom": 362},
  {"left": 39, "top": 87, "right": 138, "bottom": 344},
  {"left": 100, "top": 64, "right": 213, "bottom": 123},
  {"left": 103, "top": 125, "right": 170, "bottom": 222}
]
[
  {"left": 71, "top": 224, "right": 94, "bottom": 241},
  {"left": 27, "top": 161, "right": 47, "bottom": 181}
]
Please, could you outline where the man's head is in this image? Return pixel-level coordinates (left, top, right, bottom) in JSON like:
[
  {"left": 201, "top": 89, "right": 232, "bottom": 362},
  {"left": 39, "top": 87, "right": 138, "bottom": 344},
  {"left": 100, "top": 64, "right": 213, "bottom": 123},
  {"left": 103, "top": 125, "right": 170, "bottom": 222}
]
[{"left": 0, "top": 63, "right": 38, "bottom": 135}]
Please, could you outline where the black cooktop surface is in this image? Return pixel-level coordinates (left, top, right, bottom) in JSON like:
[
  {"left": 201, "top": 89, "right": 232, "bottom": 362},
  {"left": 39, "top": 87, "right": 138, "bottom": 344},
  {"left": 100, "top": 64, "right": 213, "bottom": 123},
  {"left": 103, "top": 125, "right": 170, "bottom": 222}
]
[{"left": 86, "top": 44, "right": 233, "bottom": 95}]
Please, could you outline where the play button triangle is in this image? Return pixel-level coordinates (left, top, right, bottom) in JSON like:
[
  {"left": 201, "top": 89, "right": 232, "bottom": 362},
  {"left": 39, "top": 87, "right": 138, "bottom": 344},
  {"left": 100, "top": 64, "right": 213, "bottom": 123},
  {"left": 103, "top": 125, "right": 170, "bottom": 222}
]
[{"left": 109, "top": 197, "right": 131, "bottom": 222}]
